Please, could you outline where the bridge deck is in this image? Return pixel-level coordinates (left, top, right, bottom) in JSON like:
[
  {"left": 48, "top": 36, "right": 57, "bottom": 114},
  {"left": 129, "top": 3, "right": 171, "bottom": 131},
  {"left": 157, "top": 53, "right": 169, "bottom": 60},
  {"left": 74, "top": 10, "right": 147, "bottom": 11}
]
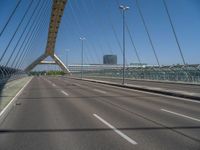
[
  {"left": 0, "top": 76, "right": 199, "bottom": 149},
  {"left": 76, "top": 76, "right": 200, "bottom": 95}
]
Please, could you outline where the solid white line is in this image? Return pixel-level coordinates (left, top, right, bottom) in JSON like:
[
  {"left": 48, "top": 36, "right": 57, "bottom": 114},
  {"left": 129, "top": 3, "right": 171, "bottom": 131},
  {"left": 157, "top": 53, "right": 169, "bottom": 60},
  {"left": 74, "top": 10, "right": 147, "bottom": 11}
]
[
  {"left": 61, "top": 90, "right": 69, "bottom": 96},
  {"left": 0, "top": 77, "right": 32, "bottom": 117},
  {"left": 161, "top": 109, "right": 200, "bottom": 122},
  {"left": 93, "top": 114, "right": 137, "bottom": 145},
  {"left": 93, "top": 89, "right": 107, "bottom": 94}
]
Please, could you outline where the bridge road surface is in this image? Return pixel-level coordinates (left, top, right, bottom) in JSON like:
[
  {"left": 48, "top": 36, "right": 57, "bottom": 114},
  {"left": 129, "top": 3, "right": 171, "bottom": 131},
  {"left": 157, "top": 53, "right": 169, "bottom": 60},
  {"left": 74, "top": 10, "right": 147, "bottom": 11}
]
[
  {"left": 83, "top": 76, "right": 200, "bottom": 94},
  {"left": 0, "top": 76, "right": 200, "bottom": 150}
]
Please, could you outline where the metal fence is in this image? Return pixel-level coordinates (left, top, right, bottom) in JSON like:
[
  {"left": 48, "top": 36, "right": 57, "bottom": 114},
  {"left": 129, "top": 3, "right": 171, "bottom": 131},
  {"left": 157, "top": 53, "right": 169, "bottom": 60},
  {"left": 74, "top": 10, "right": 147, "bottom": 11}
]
[
  {"left": 73, "top": 64, "right": 200, "bottom": 83},
  {"left": 0, "top": 66, "right": 27, "bottom": 86}
]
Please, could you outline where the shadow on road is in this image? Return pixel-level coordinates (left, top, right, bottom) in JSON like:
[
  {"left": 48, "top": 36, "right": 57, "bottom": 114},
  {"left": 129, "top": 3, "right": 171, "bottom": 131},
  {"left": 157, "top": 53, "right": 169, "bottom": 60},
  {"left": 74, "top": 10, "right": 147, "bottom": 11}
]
[
  {"left": 0, "top": 126, "right": 199, "bottom": 133},
  {"left": 0, "top": 125, "right": 199, "bottom": 145},
  {"left": 17, "top": 95, "right": 160, "bottom": 101},
  {"left": 0, "top": 126, "right": 199, "bottom": 142}
]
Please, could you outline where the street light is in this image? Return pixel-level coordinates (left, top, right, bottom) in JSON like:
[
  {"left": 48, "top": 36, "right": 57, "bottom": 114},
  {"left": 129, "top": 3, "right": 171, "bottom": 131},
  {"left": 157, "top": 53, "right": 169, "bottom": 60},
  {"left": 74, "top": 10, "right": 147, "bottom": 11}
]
[
  {"left": 65, "top": 49, "right": 70, "bottom": 67},
  {"left": 80, "top": 37, "right": 86, "bottom": 79},
  {"left": 119, "top": 4, "right": 129, "bottom": 85}
]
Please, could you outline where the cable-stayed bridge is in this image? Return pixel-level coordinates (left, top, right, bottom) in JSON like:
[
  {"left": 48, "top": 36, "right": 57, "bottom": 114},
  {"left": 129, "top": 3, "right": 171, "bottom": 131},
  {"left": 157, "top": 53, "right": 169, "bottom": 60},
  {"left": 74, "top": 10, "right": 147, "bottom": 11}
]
[{"left": 0, "top": 0, "right": 200, "bottom": 149}]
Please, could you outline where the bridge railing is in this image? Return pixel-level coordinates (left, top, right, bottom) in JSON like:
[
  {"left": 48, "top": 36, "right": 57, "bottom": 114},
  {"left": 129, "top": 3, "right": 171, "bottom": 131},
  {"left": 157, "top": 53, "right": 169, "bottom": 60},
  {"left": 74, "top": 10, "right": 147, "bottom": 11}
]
[
  {"left": 72, "top": 64, "right": 200, "bottom": 83},
  {"left": 0, "top": 66, "right": 27, "bottom": 86}
]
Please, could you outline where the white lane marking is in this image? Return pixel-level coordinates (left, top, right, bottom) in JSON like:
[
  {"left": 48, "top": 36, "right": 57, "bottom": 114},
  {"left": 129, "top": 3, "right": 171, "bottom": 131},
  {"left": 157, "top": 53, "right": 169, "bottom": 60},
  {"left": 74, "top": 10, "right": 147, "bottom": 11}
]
[
  {"left": 161, "top": 109, "right": 200, "bottom": 122},
  {"left": 0, "top": 78, "right": 32, "bottom": 117},
  {"left": 42, "top": 77, "right": 70, "bottom": 97},
  {"left": 93, "top": 89, "right": 107, "bottom": 94},
  {"left": 43, "top": 78, "right": 53, "bottom": 85},
  {"left": 61, "top": 90, "right": 69, "bottom": 96},
  {"left": 93, "top": 114, "right": 137, "bottom": 145},
  {"left": 61, "top": 79, "right": 90, "bottom": 89},
  {"left": 74, "top": 83, "right": 81, "bottom": 86},
  {"left": 52, "top": 83, "right": 56, "bottom": 87}
]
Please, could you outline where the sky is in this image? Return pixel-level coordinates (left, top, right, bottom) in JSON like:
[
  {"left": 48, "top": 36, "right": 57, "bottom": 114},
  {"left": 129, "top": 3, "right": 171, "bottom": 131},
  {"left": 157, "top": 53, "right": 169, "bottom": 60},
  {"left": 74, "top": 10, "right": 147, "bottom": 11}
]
[{"left": 0, "top": 0, "right": 200, "bottom": 70}]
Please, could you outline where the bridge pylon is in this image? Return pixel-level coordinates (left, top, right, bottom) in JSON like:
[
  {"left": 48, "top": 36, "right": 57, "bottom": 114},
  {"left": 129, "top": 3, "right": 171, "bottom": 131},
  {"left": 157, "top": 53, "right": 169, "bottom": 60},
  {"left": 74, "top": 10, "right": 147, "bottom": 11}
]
[{"left": 25, "top": 0, "right": 70, "bottom": 74}]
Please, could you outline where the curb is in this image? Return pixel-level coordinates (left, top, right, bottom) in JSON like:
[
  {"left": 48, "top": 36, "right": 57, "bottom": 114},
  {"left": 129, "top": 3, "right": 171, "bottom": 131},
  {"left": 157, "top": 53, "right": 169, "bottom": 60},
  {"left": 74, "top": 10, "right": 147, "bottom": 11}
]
[{"left": 68, "top": 77, "right": 200, "bottom": 101}]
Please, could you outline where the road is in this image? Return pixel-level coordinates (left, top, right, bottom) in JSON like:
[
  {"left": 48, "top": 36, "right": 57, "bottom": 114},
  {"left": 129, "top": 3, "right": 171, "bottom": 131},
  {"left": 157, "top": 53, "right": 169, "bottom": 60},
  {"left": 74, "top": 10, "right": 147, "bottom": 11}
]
[
  {"left": 83, "top": 76, "right": 200, "bottom": 94},
  {"left": 0, "top": 76, "right": 199, "bottom": 150}
]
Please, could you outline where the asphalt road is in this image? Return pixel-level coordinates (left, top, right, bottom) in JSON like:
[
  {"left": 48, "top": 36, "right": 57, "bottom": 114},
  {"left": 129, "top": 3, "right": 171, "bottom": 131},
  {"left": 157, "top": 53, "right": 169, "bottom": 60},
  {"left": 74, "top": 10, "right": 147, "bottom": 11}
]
[
  {"left": 0, "top": 76, "right": 199, "bottom": 150},
  {"left": 83, "top": 76, "right": 200, "bottom": 94}
]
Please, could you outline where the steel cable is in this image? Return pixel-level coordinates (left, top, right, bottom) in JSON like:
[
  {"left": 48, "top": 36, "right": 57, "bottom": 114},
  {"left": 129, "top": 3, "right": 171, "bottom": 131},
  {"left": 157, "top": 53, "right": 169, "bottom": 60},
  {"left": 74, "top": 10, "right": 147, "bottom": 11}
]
[
  {"left": 5, "top": 0, "right": 42, "bottom": 67},
  {"left": 0, "top": 0, "right": 22, "bottom": 37},
  {"left": 17, "top": 1, "right": 52, "bottom": 69},
  {"left": 10, "top": 0, "right": 48, "bottom": 68},
  {"left": 162, "top": 0, "right": 186, "bottom": 65},
  {"left": 0, "top": 0, "right": 34, "bottom": 64},
  {"left": 135, "top": 0, "right": 160, "bottom": 66}
]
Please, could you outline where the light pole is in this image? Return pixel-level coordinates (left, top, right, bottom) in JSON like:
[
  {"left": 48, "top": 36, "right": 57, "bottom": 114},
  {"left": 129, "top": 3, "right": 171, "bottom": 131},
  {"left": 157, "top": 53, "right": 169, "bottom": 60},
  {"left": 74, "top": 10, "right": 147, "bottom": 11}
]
[
  {"left": 119, "top": 4, "right": 129, "bottom": 85},
  {"left": 80, "top": 37, "right": 86, "bottom": 79},
  {"left": 66, "top": 49, "right": 70, "bottom": 67}
]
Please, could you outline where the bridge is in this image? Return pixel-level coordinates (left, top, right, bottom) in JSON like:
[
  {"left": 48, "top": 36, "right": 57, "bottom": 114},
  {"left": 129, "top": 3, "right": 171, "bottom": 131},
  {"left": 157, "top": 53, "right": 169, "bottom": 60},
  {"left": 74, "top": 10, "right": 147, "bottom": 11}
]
[{"left": 0, "top": 0, "right": 200, "bottom": 149}]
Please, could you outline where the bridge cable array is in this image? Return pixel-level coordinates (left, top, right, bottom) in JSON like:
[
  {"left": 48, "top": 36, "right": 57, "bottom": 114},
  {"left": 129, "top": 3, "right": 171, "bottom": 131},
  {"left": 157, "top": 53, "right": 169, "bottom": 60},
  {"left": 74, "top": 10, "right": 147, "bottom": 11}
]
[
  {"left": 135, "top": 0, "right": 160, "bottom": 66},
  {"left": 16, "top": 0, "right": 53, "bottom": 69},
  {"left": 162, "top": 0, "right": 186, "bottom": 65},
  {"left": 5, "top": 0, "right": 42, "bottom": 67},
  {"left": 0, "top": 0, "right": 22, "bottom": 37},
  {"left": 0, "top": 0, "right": 52, "bottom": 80},
  {"left": 0, "top": 0, "right": 34, "bottom": 64},
  {"left": 10, "top": 0, "right": 50, "bottom": 68}
]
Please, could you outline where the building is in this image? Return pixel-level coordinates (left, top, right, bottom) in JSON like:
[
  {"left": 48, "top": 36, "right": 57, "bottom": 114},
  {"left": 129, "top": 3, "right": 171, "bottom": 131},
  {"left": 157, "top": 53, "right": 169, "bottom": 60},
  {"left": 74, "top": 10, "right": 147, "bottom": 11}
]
[{"left": 103, "top": 55, "right": 117, "bottom": 65}]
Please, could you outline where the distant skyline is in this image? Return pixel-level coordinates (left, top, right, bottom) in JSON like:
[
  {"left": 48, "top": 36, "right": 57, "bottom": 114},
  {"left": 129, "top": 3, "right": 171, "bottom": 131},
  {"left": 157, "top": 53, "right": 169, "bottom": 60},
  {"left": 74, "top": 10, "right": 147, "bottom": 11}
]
[{"left": 0, "top": 0, "right": 200, "bottom": 70}]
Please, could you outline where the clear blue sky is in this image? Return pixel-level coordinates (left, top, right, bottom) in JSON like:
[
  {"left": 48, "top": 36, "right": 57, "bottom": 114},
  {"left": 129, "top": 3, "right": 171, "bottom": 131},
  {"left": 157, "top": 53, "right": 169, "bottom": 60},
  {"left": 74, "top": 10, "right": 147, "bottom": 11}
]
[{"left": 0, "top": 0, "right": 200, "bottom": 69}]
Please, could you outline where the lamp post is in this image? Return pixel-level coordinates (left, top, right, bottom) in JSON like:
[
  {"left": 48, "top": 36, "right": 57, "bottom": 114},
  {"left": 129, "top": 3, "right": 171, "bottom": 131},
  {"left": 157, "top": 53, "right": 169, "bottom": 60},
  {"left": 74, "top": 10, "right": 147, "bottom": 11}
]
[
  {"left": 119, "top": 4, "right": 129, "bottom": 85},
  {"left": 80, "top": 37, "right": 86, "bottom": 79}
]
